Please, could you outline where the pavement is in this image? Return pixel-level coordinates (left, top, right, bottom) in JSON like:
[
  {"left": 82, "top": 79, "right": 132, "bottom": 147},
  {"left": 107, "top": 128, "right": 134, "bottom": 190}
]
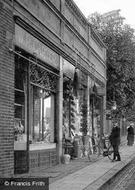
[{"left": 18, "top": 136, "right": 135, "bottom": 190}]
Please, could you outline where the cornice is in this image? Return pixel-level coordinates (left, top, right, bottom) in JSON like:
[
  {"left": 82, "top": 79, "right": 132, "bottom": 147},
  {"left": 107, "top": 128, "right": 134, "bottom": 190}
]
[
  {"left": 90, "top": 47, "right": 106, "bottom": 68},
  {"left": 65, "top": 0, "right": 87, "bottom": 28},
  {"left": 90, "top": 26, "right": 107, "bottom": 48}
]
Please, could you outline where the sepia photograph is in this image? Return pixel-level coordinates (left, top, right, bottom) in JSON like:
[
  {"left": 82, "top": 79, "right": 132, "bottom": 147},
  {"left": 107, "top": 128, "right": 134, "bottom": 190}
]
[{"left": 1, "top": 0, "right": 135, "bottom": 189}]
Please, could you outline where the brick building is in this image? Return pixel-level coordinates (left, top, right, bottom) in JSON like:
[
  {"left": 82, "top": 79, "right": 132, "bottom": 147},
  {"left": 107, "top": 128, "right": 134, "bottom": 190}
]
[{"left": 0, "top": 0, "right": 106, "bottom": 176}]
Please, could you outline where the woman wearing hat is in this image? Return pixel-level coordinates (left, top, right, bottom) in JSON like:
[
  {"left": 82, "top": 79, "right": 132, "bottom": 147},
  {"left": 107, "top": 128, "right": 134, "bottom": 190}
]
[{"left": 127, "top": 122, "right": 134, "bottom": 146}]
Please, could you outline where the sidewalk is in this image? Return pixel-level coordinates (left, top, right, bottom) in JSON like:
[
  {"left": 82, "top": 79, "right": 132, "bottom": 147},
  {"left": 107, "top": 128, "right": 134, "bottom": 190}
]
[
  {"left": 21, "top": 136, "right": 135, "bottom": 190},
  {"left": 48, "top": 144, "right": 135, "bottom": 190}
]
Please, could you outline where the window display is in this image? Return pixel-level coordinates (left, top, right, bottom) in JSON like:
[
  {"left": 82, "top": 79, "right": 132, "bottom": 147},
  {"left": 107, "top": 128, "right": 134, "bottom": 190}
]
[
  {"left": 14, "top": 52, "right": 57, "bottom": 149},
  {"left": 14, "top": 56, "right": 26, "bottom": 144},
  {"left": 30, "top": 86, "right": 55, "bottom": 143}
]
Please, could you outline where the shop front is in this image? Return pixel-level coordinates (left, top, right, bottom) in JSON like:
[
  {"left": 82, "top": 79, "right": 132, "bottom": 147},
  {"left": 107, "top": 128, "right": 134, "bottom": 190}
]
[
  {"left": 14, "top": 24, "right": 60, "bottom": 174},
  {"left": 90, "top": 86, "right": 103, "bottom": 139},
  {"left": 62, "top": 64, "right": 105, "bottom": 159},
  {"left": 0, "top": 0, "right": 106, "bottom": 177},
  {"left": 13, "top": 24, "right": 105, "bottom": 174}
]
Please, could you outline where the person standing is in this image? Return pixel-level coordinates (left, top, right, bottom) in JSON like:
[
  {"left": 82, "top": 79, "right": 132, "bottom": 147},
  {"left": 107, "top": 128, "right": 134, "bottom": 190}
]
[
  {"left": 127, "top": 123, "right": 134, "bottom": 146},
  {"left": 109, "top": 123, "right": 121, "bottom": 161}
]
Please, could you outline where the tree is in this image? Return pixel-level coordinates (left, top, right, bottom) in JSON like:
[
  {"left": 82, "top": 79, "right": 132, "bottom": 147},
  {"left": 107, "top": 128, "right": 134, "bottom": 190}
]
[{"left": 88, "top": 11, "right": 135, "bottom": 116}]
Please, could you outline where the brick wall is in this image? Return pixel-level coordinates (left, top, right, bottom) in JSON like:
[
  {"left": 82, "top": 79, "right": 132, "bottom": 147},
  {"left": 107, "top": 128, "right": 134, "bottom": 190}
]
[{"left": 0, "top": 0, "right": 15, "bottom": 176}]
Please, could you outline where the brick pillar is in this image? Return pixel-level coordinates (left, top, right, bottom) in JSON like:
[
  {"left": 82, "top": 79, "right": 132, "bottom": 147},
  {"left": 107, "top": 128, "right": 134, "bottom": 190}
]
[{"left": 0, "top": 0, "right": 15, "bottom": 176}]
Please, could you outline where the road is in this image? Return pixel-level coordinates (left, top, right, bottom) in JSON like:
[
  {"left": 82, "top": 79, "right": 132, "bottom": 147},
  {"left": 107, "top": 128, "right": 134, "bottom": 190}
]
[{"left": 104, "top": 158, "right": 135, "bottom": 190}]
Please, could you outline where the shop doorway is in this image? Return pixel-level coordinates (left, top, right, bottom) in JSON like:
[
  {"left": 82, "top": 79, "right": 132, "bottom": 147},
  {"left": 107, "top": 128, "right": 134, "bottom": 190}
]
[{"left": 90, "top": 94, "right": 103, "bottom": 138}]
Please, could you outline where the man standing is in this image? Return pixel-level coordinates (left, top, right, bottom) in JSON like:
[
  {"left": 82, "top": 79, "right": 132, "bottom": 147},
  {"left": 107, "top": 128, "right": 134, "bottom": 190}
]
[{"left": 109, "top": 123, "right": 121, "bottom": 161}]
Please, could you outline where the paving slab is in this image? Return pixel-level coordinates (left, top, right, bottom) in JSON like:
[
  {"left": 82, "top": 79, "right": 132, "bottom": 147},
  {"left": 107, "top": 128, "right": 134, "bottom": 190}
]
[
  {"left": 49, "top": 144, "right": 135, "bottom": 190},
  {"left": 14, "top": 136, "right": 135, "bottom": 190}
]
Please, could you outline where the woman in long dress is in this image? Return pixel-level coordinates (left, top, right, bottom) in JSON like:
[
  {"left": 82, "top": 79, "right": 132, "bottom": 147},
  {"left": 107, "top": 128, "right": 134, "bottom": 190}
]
[{"left": 127, "top": 123, "right": 134, "bottom": 146}]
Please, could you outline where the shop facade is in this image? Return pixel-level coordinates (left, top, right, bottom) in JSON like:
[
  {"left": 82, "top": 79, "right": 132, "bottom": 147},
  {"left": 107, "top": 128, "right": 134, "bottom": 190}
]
[{"left": 0, "top": 0, "right": 106, "bottom": 176}]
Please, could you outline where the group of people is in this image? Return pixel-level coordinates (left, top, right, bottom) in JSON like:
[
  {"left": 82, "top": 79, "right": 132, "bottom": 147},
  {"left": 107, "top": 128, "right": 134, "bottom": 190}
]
[{"left": 109, "top": 121, "right": 134, "bottom": 162}]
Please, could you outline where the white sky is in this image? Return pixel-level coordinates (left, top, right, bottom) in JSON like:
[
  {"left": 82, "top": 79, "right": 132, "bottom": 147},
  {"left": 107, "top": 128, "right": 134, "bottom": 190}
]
[{"left": 74, "top": 0, "right": 135, "bottom": 29}]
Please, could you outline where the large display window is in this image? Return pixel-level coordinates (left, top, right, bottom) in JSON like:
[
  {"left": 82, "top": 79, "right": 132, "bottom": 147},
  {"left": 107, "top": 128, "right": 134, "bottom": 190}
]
[
  {"left": 29, "top": 86, "right": 55, "bottom": 143},
  {"left": 14, "top": 50, "right": 58, "bottom": 150},
  {"left": 14, "top": 55, "right": 27, "bottom": 150}
]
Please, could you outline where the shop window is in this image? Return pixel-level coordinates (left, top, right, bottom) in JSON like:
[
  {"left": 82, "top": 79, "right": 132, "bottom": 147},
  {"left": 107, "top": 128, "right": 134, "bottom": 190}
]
[
  {"left": 90, "top": 93, "right": 102, "bottom": 137},
  {"left": 14, "top": 52, "right": 57, "bottom": 146},
  {"left": 29, "top": 62, "right": 57, "bottom": 144},
  {"left": 14, "top": 57, "right": 27, "bottom": 144},
  {"left": 29, "top": 86, "right": 55, "bottom": 143}
]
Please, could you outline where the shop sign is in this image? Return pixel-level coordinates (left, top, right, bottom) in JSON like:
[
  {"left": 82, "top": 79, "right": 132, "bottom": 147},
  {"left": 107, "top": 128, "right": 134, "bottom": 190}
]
[{"left": 15, "top": 25, "right": 59, "bottom": 69}]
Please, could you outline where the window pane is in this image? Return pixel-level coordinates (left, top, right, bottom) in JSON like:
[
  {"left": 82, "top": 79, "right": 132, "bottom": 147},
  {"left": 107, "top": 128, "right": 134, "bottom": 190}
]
[
  {"left": 15, "top": 61, "right": 24, "bottom": 90},
  {"left": 32, "top": 86, "right": 55, "bottom": 143},
  {"left": 14, "top": 57, "right": 27, "bottom": 144},
  {"left": 33, "top": 89, "right": 41, "bottom": 141},
  {"left": 43, "top": 96, "right": 54, "bottom": 143},
  {"left": 15, "top": 91, "right": 25, "bottom": 105},
  {"left": 15, "top": 105, "right": 25, "bottom": 120}
]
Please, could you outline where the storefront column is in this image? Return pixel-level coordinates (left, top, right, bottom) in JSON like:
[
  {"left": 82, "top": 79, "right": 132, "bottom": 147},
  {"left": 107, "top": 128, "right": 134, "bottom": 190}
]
[
  {"left": 98, "top": 85, "right": 106, "bottom": 136},
  {"left": 87, "top": 76, "right": 90, "bottom": 134},
  {"left": 103, "top": 94, "right": 106, "bottom": 135},
  {"left": 56, "top": 56, "right": 63, "bottom": 163},
  {"left": 99, "top": 96, "right": 104, "bottom": 137}
]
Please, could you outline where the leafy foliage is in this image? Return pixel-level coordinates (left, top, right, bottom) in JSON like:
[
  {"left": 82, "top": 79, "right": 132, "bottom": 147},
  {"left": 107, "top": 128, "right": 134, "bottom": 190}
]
[
  {"left": 63, "top": 79, "right": 77, "bottom": 136},
  {"left": 80, "top": 102, "right": 88, "bottom": 136},
  {"left": 88, "top": 12, "right": 135, "bottom": 116}
]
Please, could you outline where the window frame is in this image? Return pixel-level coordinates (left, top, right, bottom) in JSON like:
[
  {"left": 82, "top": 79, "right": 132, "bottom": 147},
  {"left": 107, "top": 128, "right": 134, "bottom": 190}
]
[{"left": 14, "top": 48, "right": 58, "bottom": 150}]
